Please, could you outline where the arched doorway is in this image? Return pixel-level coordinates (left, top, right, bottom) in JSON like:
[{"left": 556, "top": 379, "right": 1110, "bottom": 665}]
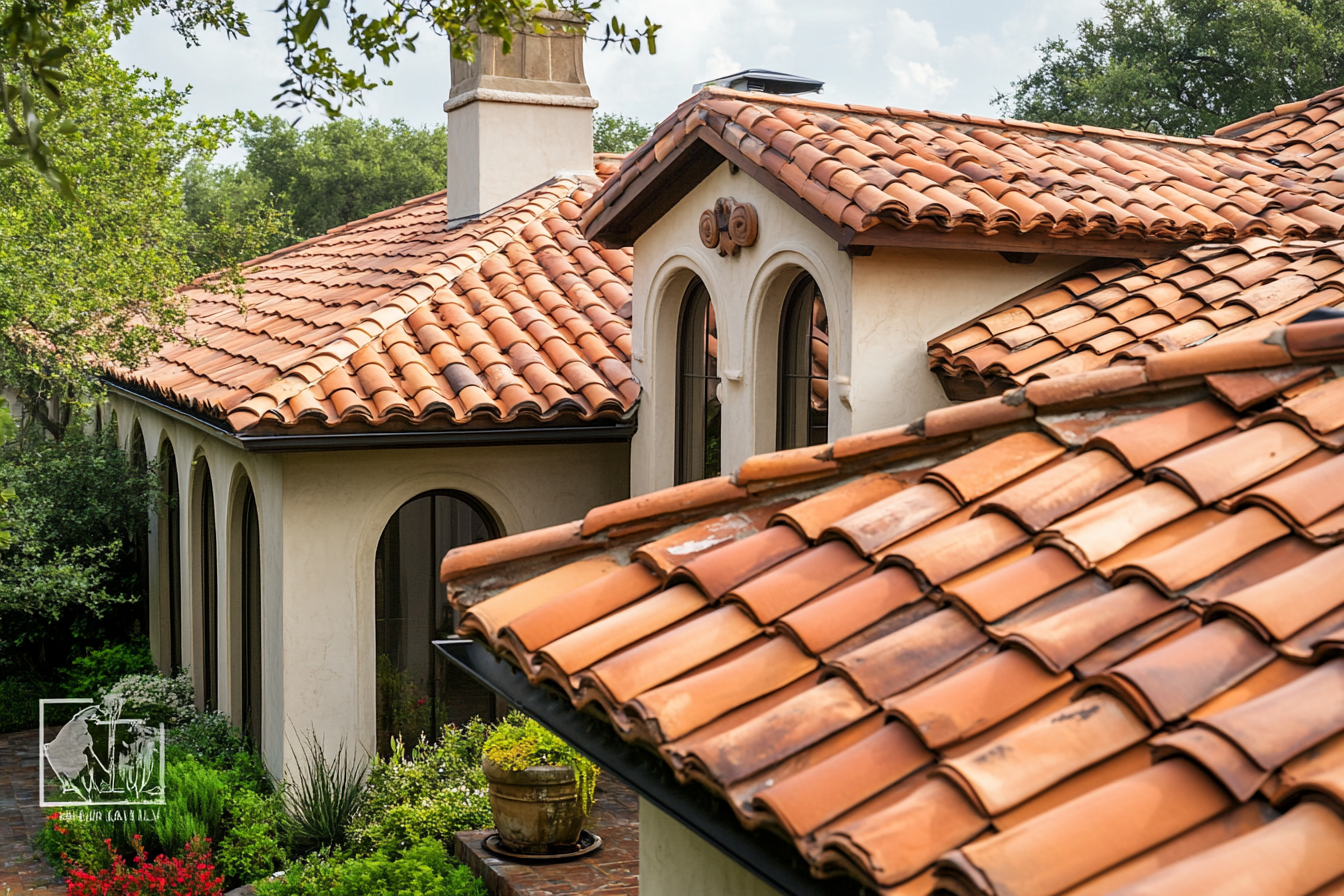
[
  {"left": 374, "top": 490, "right": 498, "bottom": 753},
  {"left": 194, "top": 461, "right": 218, "bottom": 710}
]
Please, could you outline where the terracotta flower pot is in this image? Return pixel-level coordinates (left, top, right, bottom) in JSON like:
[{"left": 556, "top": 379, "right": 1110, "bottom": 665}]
[{"left": 482, "top": 756, "right": 585, "bottom": 854}]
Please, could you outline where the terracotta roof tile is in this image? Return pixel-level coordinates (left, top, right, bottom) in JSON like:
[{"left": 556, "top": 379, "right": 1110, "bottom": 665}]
[
  {"left": 445, "top": 313, "right": 1344, "bottom": 893},
  {"left": 588, "top": 88, "right": 1344, "bottom": 251},
  {"left": 109, "top": 174, "right": 636, "bottom": 434}
]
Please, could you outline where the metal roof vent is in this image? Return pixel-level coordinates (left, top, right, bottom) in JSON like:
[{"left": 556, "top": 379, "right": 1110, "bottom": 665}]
[{"left": 694, "top": 69, "right": 824, "bottom": 96}]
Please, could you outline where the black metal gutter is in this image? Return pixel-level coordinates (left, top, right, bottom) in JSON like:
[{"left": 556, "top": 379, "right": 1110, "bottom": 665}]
[
  {"left": 434, "top": 639, "right": 869, "bottom": 896},
  {"left": 103, "top": 380, "right": 636, "bottom": 453}
]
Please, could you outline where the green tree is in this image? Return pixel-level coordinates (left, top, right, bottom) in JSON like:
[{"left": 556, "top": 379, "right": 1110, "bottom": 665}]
[
  {"left": 0, "top": 28, "right": 234, "bottom": 440},
  {"left": 593, "top": 111, "right": 650, "bottom": 153},
  {"left": 1, "top": 1, "right": 659, "bottom": 195},
  {"left": 242, "top": 115, "right": 448, "bottom": 241},
  {"left": 181, "top": 157, "right": 296, "bottom": 275},
  {"left": 996, "top": 0, "right": 1344, "bottom": 137}
]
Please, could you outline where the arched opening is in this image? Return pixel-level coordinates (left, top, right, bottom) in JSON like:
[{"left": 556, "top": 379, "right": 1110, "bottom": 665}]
[
  {"left": 158, "top": 441, "right": 182, "bottom": 674},
  {"left": 238, "top": 482, "right": 263, "bottom": 746},
  {"left": 777, "top": 273, "right": 829, "bottom": 449},
  {"left": 374, "top": 490, "right": 498, "bottom": 753},
  {"left": 194, "top": 461, "right": 218, "bottom": 710},
  {"left": 129, "top": 424, "right": 150, "bottom": 638},
  {"left": 675, "top": 277, "right": 721, "bottom": 484}
]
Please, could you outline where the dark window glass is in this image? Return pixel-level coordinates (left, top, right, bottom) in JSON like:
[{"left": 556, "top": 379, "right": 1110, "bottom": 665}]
[
  {"left": 676, "top": 279, "right": 721, "bottom": 484},
  {"left": 198, "top": 465, "right": 218, "bottom": 711},
  {"left": 240, "top": 485, "right": 263, "bottom": 747},
  {"left": 130, "top": 428, "right": 150, "bottom": 637},
  {"left": 374, "top": 491, "right": 497, "bottom": 755},
  {"left": 161, "top": 444, "right": 182, "bottom": 673},
  {"left": 777, "top": 275, "right": 829, "bottom": 450}
]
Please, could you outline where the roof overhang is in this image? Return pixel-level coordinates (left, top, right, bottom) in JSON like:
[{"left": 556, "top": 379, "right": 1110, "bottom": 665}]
[
  {"left": 105, "top": 379, "right": 637, "bottom": 453},
  {"left": 585, "top": 127, "right": 1191, "bottom": 261},
  {"left": 435, "top": 639, "right": 865, "bottom": 896}
]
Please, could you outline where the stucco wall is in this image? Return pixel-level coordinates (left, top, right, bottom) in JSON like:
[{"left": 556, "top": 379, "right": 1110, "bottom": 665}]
[
  {"left": 113, "top": 392, "right": 629, "bottom": 778},
  {"left": 848, "top": 248, "right": 1077, "bottom": 433},
  {"left": 276, "top": 440, "right": 628, "bottom": 767},
  {"left": 639, "top": 799, "right": 785, "bottom": 896},
  {"left": 110, "top": 395, "right": 286, "bottom": 775},
  {"left": 627, "top": 159, "right": 1083, "bottom": 496},
  {"left": 630, "top": 161, "right": 854, "bottom": 495}
]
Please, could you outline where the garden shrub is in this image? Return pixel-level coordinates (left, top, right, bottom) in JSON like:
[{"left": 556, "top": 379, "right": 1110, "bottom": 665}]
[
  {"left": 285, "top": 731, "right": 366, "bottom": 852},
  {"left": 256, "top": 840, "right": 485, "bottom": 896},
  {"left": 65, "top": 834, "right": 222, "bottom": 896},
  {"left": 64, "top": 638, "right": 155, "bottom": 699},
  {"left": 216, "top": 789, "right": 288, "bottom": 888},
  {"left": 102, "top": 669, "right": 195, "bottom": 727},
  {"left": 36, "top": 810, "right": 114, "bottom": 876},
  {"left": 349, "top": 722, "right": 493, "bottom": 855}
]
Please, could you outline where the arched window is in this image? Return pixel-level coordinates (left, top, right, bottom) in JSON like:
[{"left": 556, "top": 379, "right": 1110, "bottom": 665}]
[
  {"left": 130, "top": 425, "right": 150, "bottom": 637},
  {"left": 676, "top": 278, "right": 721, "bottom": 484},
  {"left": 239, "top": 483, "right": 263, "bottom": 746},
  {"left": 374, "top": 491, "right": 498, "bottom": 754},
  {"left": 159, "top": 443, "right": 182, "bottom": 674},
  {"left": 777, "top": 274, "right": 829, "bottom": 449},
  {"left": 196, "top": 463, "right": 218, "bottom": 710}
]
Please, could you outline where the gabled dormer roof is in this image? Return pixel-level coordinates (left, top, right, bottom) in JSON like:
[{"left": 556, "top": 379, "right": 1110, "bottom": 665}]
[{"left": 582, "top": 88, "right": 1344, "bottom": 258}]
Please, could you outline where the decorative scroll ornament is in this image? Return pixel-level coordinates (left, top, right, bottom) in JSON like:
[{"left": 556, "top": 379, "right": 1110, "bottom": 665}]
[{"left": 699, "top": 198, "right": 759, "bottom": 257}]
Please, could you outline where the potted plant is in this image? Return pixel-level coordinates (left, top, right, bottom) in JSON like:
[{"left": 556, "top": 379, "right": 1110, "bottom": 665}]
[{"left": 482, "top": 715, "right": 599, "bottom": 855}]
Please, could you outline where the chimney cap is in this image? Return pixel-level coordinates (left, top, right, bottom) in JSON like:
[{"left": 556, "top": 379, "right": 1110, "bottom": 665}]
[{"left": 694, "top": 70, "right": 824, "bottom": 96}]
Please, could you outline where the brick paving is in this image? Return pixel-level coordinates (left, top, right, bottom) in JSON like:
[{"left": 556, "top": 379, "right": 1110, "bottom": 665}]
[
  {"left": 455, "top": 773, "right": 639, "bottom": 896},
  {"left": 0, "top": 730, "right": 63, "bottom": 896}
]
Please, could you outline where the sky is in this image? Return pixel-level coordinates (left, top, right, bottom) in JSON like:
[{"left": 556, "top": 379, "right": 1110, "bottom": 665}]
[{"left": 110, "top": 0, "right": 1105, "bottom": 164}]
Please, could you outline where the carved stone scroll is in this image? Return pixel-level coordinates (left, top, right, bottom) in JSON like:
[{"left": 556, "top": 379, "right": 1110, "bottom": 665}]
[{"left": 698, "top": 198, "right": 759, "bottom": 256}]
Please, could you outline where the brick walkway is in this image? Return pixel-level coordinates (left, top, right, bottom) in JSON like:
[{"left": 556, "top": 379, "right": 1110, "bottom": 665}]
[
  {"left": 455, "top": 773, "right": 639, "bottom": 895},
  {"left": 0, "top": 730, "right": 63, "bottom": 896}
]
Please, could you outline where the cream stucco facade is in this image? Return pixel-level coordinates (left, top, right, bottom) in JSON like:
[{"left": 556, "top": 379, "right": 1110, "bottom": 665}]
[
  {"left": 114, "top": 391, "right": 628, "bottom": 778},
  {"left": 628, "top": 159, "right": 1078, "bottom": 494},
  {"left": 640, "top": 800, "right": 787, "bottom": 896}
]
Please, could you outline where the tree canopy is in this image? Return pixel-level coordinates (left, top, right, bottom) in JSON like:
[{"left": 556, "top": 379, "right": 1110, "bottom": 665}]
[
  {"left": 995, "top": 0, "right": 1344, "bottom": 137},
  {"left": 593, "top": 112, "right": 650, "bottom": 153},
  {"left": 2, "top": 1, "right": 659, "bottom": 196},
  {"left": 0, "top": 27, "right": 256, "bottom": 440}
]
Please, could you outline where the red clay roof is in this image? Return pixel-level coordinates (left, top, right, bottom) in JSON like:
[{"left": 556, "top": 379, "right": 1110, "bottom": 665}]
[
  {"left": 1216, "top": 85, "right": 1344, "bottom": 182},
  {"left": 582, "top": 87, "right": 1344, "bottom": 252},
  {"left": 929, "top": 238, "right": 1344, "bottom": 387},
  {"left": 111, "top": 167, "right": 636, "bottom": 435},
  {"left": 443, "top": 316, "right": 1344, "bottom": 895}
]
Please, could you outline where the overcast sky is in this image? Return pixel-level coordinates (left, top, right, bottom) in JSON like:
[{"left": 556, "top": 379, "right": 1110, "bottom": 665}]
[{"left": 110, "top": 0, "right": 1105, "bottom": 164}]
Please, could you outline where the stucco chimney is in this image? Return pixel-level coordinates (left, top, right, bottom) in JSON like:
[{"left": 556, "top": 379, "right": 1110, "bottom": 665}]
[{"left": 444, "top": 14, "right": 597, "bottom": 223}]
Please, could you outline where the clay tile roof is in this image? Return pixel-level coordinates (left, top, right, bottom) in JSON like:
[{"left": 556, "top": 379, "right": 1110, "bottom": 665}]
[
  {"left": 443, "top": 313, "right": 1344, "bottom": 895},
  {"left": 1216, "top": 85, "right": 1344, "bottom": 182},
  {"left": 583, "top": 87, "right": 1344, "bottom": 252},
  {"left": 930, "top": 237, "right": 1344, "bottom": 390},
  {"left": 107, "top": 169, "right": 637, "bottom": 435}
]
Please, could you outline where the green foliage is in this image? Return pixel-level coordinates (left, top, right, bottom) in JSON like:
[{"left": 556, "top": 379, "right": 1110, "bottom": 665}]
[
  {"left": 103, "top": 670, "right": 196, "bottom": 728},
  {"left": 159, "top": 759, "right": 226, "bottom": 851},
  {"left": 0, "top": 428, "right": 160, "bottom": 676},
  {"left": 257, "top": 840, "right": 486, "bottom": 896},
  {"left": 167, "top": 710, "right": 257, "bottom": 767},
  {"left": 37, "top": 809, "right": 115, "bottom": 876},
  {"left": 350, "top": 723, "right": 493, "bottom": 855},
  {"left": 180, "top": 156, "right": 295, "bottom": 285},
  {"left": 376, "top": 653, "right": 431, "bottom": 752},
  {"left": 996, "top": 0, "right": 1344, "bottom": 137},
  {"left": 593, "top": 112, "right": 651, "bottom": 153},
  {"left": 0, "top": 30, "right": 229, "bottom": 439},
  {"left": 64, "top": 638, "right": 156, "bottom": 700},
  {"left": 286, "top": 732, "right": 367, "bottom": 852},
  {"left": 217, "top": 789, "right": 289, "bottom": 888},
  {"left": 483, "top": 713, "right": 598, "bottom": 816},
  {"left": 2, "top": 2, "right": 659, "bottom": 196}
]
